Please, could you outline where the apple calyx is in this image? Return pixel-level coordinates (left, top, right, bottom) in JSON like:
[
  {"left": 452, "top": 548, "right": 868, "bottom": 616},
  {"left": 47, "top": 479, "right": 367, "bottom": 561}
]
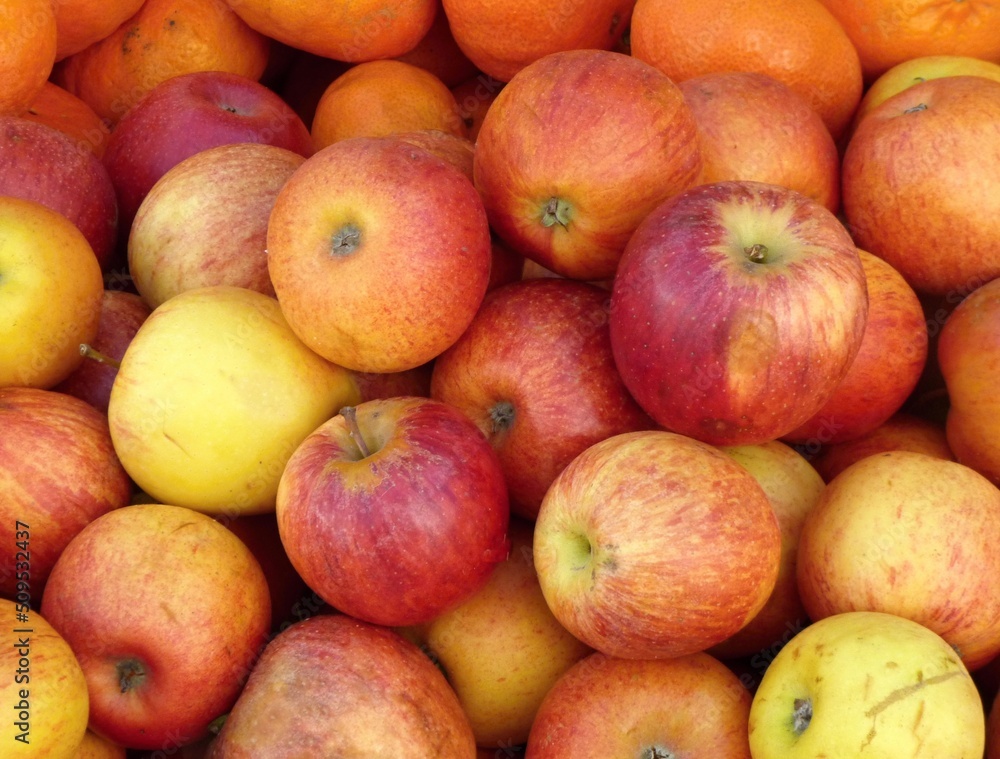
[
  {"left": 540, "top": 197, "right": 572, "bottom": 229},
  {"left": 80, "top": 342, "right": 121, "bottom": 370},
  {"left": 489, "top": 400, "right": 515, "bottom": 435},
  {"left": 744, "top": 243, "right": 769, "bottom": 264},
  {"left": 792, "top": 697, "right": 813, "bottom": 736},
  {"left": 117, "top": 658, "right": 146, "bottom": 693},
  {"left": 643, "top": 747, "right": 676, "bottom": 759},
  {"left": 339, "top": 406, "right": 371, "bottom": 459},
  {"left": 330, "top": 224, "right": 362, "bottom": 256}
]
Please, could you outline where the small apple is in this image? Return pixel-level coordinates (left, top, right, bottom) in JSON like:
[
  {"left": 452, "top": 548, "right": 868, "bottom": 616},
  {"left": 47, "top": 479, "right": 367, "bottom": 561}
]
[
  {"left": 40, "top": 503, "right": 271, "bottom": 750},
  {"left": 609, "top": 180, "right": 868, "bottom": 446},
  {"left": 533, "top": 430, "right": 781, "bottom": 659},
  {"left": 276, "top": 397, "right": 510, "bottom": 627},
  {"left": 748, "top": 611, "right": 984, "bottom": 758},
  {"left": 128, "top": 143, "right": 305, "bottom": 308},
  {"left": 0, "top": 196, "right": 104, "bottom": 389},
  {"left": 207, "top": 614, "right": 477, "bottom": 755}
]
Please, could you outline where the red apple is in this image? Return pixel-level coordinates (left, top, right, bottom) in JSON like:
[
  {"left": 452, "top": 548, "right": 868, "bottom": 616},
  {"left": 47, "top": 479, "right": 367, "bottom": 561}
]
[
  {"left": 533, "top": 430, "right": 781, "bottom": 659},
  {"left": 347, "top": 363, "right": 434, "bottom": 403},
  {"left": 53, "top": 289, "right": 151, "bottom": 413},
  {"left": 430, "top": 278, "right": 654, "bottom": 519},
  {"left": 474, "top": 48, "right": 701, "bottom": 281},
  {"left": 0, "top": 388, "right": 131, "bottom": 599},
  {"left": 609, "top": 180, "right": 869, "bottom": 446},
  {"left": 103, "top": 70, "right": 314, "bottom": 243},
  {"left": 206, "top": 614, "right": 476, "bottom": 755},
  {"left": 782, "top": 249, "right": 927, "bottom": 445},
  {"left": 797, "top": 451, "right": 1000, "bottom": 671},
  {"left": 276, "top": 397, "right": 510, "bottom": 627},
  {"left": 842, "top": 75, "right": 1000, "bottom": 295},
  {"left": 128, "top": 143, "right": 305, "bottom": 308},
  {"left": 0, "top": 116, "right": 117, "bottom": 269},
  {"left": 267, "top": 136, "right": 492, "bottom": 373},
  {"left": 525, "top": 651, "right": 753, "bottom": 758},
  {"left": 40, "top": 503, "right": 271, "bottom": 749},
  {"left": 392, "top": 128, "right": 475, "bottom": 180}
]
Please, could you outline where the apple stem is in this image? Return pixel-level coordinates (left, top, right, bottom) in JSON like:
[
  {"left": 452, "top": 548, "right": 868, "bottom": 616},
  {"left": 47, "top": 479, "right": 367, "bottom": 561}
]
[
  {"left": 117, "top": 659, "right": 146, "bottom": 693},
  {"left": 792, "top": 697, "right": 813, "bottom": 735},
  {"left": 744, "top": 243, "right": 769, "bottom": 263},
  {"left": 80, "top": 343, "right": 121, "bottom": 370},
  {"left": 340, "top": 406, "right": 371, "bottom": 459}
]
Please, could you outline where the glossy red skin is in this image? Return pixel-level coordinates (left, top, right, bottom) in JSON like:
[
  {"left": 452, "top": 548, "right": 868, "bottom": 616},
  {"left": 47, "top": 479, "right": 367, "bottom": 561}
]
[
  {"left": 103, "top": 70, "right": 314, "bottom": 236},
  {"left": 0, "top": 388, "right": 131, "bottom": 597},
  {"left": 0, "top": 117, "right": 118, "bottom": 269},
  {"left": 207, "top": 615, "right": 476, "bottom": 756},
  {"left": 276, "top": 397, "right": 510, "bottom": 627},
  {"left": 53, "top": 290, "right": 151, "bottom": 413},
  {"left": 431, "top": 278, "right": 654, "bottom": 519},
  {"left": 610, "top": 180, "right": 868, "bottom": 446}
]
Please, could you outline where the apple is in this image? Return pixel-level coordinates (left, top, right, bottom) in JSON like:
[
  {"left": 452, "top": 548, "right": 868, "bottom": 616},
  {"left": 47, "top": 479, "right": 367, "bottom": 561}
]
[
  {"left": 394, "top": 1, "right": 480, "bottom": 88},
  {"left": 938, "top": 276, "right": 1000, "bottom": 485},
  {"left": 430, "top": 278, "right": 654, "bottom": 519},
  {"left": 107, "top": 286, "right": 359, "bottom": 516},
  {"left": 808, "top": 411, "right": 954, "bottom": 483},
  {"left": 797, "top": 451, "right": 1000, "bottom": 671},
  {"left": 128, "top": 143, "right": 306, "bottom": 309},
  {"left": 267, "top": 136, "right": 492, "bottom": 373},
  {"left": 22, "top": 80, "right": 112, "bottom": 159},
  {"left": 0, "top": 599, "right": 89, "bottom": 757},
  {"left": 842, "top": 75, "right": 1000, "bottom": 295},
  {"left": 52, "top": 290, "right": 151, "bottom": 413},
  {"left": 207, "top": 614, "right": 477, "bottom": 755},
  {"left": 74, "top": 729, "right": 126, "bottom": 759},
  {"left": 710, "top": 440, "right": 825, "bottom": 661},
  {"left": 474, "top": 48, "right": 701, "bottom": 281},
  {"left": 273, "top": 49, "right": 350, "bottom": 129},
  {"left": 276, "top": 396, "right": 510, "bottom": 627},
  {"left": 347, "top": 363, "right": 434, "bottom": 403},
  {"left": 525, "top": 651, "right": 753, "bottom": 758},
  {"left": 102, "top": 70, "right": 314, "bottom": 242},
  {"left": 678, "top": 71, "right": 841, "bottom": 213},
  {"left": 392, "top": 128, "right": 475, "bottom": 179},
  {"left": 781, "top": 249, "right": 928, "bottom": 445},
  {"left": 0, "top": 387, "right": 131, "bottom": 599},
  {"left": 748, "top": 611, "right": 984, "bottom": 758},
  {"left": 0, "top": 196, "right": 104, "bottom": 389},
  {"left": 487, "top": 235, "right": 525, "bottom": 292},
  {"left": 0, "top": 116, "right": 118, "bottom": 269},
  {"left": 400, "top": 517, "right": 592, "bottom": 747},
  {"left": 451, "top": 73, "right": 504, "bottom": 143},
  {"left": 40, "top": 503, "right": 271, "bottom": 750},
  {"left": 609, "top": 180, "right": 869, "bottom": 446},
  {"left": 533, "top": 430, "right": 781, "bottom": 659}
]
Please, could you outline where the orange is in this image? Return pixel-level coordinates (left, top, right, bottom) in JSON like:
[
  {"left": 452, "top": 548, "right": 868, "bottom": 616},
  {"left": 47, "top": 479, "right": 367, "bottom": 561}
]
[
  {"left": 630, "top": 0, "right": 863, "bottom": 142},
  {"left": 311, "top": 60, "right": 467, "bottom": 151},
  {"left": 53, "top": 0, "right": 144, "bottom": 60},
  {"left": 55, "top": 0, "right": 270, "bottom": 126},
  {"left": 221, "top": 0, "right": 436, "bottom": 62},
  {"left": 22, "top": 81, "right": 110, "bottom": 158},
  {"left": 441, "top": 0, "right": 634, "bottom": 82},
  {"left": 818, "top": 0, "right": 1000, "bottom": 83},
  {"left": 395, "top": 1, "right": 480, "bottom": 87},
  {"left": 0, "top": 0, "right": 57, "bottom": 116}
]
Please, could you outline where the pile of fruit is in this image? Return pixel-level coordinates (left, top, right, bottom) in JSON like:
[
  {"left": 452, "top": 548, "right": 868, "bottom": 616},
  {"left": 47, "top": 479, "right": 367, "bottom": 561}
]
[{"left": 3, "top": 0, "right": 1000, "bottom": 755}]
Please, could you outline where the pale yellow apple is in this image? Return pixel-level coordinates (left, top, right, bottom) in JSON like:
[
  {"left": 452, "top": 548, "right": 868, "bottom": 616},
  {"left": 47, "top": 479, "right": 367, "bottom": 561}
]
[
  {"left": 0, "top": 196, "right": 103, "bottom": 389},
  {"left": 401, "top": 518, "right": 592, "bottom": 747},
  {"left": 108, "top": 286, "right": 359, "bottom": 515},
  {"left": 749, "top": 611, "right": 985, "bottom": 758},
  {"left": 73, "top": 729, "right": 126, "bottom": 758},
  {"left": 711, "top": 440, "right": 825, "bottom": 660},
  {"left": 0, "top": 598, "right": 89, "bottom": 757}
]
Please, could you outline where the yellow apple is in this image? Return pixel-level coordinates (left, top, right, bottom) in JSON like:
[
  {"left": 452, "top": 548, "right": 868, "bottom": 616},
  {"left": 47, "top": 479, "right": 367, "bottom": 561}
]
[
  {"left": 108, "top": 286, "right": 359, "bottom": 515},
  {"left": 74, "top": 730, "right": 125, "bottom": 758},
  {"left": 0, "top": 196, "right": 103, "bottom": 389},
  {"left": 400, "top": 518, "right": 592, "bottom": 748},
  {"left": 0, "top": 598, "right": 89, "bottom": 757},
  {"left": 749, "top": 611, "right": 984, "bottom": 758}
]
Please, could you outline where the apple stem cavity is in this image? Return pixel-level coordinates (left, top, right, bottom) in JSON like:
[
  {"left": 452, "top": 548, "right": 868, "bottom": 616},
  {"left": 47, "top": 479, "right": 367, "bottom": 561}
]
[
  {"left": 340, "top": 406, "right": 371, "bottom": 459},
  {"left": 792, "top": 697, "right": 813, "bottom": 736},
  {"left": 117, "top": 659, "right": 146, "bottom": 693},
  {"left": 331, "top": 224, "right": 362, "bottom": 256},
  {"left": 489, "top": 400, "right": 516, "bottom": 435},
  {"left": 744, "top": 243, "right": 769, "bottom": 263},
  {"left": 540, "top": 197, "right": 572, "bottom": 229},
  {"left": 80, "top": 343, "right": 121, "bottom": 370}
]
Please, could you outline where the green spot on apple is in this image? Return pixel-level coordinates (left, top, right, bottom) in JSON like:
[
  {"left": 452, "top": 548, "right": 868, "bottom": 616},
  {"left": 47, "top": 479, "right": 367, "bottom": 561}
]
[
  {"left": 792, "top": 697, "right": 813, "bottom": 736},
  {"left": 540, "top": 197, "right": 572, "bottom": 230},
  {"left": 744, "top": 243, "right": 769, "bottom": 264},
  {"left": 331, "top": 224, "right": 362, "bottom": 256},
  {"left": 117, "top": 658, "right": 146, "bottom": 694}
]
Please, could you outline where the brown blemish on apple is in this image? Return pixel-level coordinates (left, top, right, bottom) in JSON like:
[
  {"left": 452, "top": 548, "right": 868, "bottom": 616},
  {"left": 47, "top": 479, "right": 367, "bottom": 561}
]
[{"left": 859, "top": 670, "right": 962, "bottom": 750}]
